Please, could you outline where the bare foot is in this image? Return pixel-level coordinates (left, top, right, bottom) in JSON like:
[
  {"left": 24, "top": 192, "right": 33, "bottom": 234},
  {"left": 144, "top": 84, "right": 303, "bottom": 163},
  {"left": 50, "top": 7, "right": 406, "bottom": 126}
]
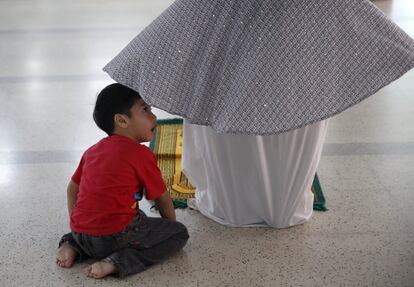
[
  {"left": 56, "top": 242, "right": 77, "bottom": 268},
  {"left": 84, "top": 261, "right": 116, "bottom": 279}
]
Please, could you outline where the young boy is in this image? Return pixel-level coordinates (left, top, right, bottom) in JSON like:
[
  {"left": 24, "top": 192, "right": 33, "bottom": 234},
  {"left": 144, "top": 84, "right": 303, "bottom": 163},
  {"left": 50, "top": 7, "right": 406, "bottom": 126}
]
[{"left": 55, "top": 83, "right": 189, "bottom": 279}]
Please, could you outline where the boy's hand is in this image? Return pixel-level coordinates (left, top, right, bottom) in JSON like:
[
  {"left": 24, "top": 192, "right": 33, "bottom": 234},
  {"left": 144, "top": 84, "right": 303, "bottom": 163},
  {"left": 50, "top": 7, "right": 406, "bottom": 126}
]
[
  {"left": 67, "top": 180, "right": 79, "bottom": 215},
  {"left": 155, "top": 191, "right": 176, "bottom": 221}
]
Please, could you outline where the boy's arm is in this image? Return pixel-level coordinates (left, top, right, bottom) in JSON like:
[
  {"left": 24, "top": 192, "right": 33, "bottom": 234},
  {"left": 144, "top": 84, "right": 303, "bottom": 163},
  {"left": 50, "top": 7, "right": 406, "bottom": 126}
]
[
  {"left": 154, "top": 191, "right": 176, "bottom": 221},
  {"left": 67, "top": 180, "right": 79, "bottom": 215}
]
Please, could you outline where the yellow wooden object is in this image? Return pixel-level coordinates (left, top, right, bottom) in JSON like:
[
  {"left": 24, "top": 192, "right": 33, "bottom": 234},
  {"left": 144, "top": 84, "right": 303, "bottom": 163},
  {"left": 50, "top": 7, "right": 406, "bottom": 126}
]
[{"left": 152, "top": 123, "right": 195, "bottom": 199}]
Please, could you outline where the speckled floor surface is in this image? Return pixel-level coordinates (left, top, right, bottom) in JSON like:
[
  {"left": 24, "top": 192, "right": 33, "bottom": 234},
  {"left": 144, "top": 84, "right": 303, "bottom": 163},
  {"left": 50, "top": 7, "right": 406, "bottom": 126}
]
[{"left": 0, "top": 0, "right": 413, "bottom": 286}]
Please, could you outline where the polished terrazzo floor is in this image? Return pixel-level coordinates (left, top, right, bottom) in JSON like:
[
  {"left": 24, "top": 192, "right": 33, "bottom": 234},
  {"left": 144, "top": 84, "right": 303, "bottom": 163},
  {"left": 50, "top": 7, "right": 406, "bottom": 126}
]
[{"left": 0, "top": 0, "right": 413, "bottom": 286}]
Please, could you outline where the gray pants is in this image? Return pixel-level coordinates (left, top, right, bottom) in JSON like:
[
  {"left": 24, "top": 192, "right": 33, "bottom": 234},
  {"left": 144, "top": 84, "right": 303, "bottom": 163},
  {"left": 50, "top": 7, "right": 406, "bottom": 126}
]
[{"left": 59, "top": 210, "right": 189, "bottom": 277}]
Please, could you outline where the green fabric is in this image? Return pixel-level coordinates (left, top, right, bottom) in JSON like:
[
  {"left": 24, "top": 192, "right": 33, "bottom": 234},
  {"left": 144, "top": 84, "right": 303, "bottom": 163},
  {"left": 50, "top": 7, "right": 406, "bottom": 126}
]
[{"left": 312, "top": 174, "right": 328, "bottom": 211}]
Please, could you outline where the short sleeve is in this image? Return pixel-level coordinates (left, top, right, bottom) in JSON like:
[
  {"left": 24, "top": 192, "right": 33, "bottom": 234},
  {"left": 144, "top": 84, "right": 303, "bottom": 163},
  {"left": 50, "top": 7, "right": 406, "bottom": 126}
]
[
  {"left": 71, "top": 154, "right": 85, "bottom": 185},
  {"left": 135, "top": 147, "right": 167, "bottom": 200}
]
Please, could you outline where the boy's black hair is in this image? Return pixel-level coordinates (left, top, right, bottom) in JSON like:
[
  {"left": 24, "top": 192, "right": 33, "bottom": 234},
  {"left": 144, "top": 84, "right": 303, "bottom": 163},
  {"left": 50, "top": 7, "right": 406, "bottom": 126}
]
[{"left": 93, "top": 83, "right": 142, "bottom": 135}]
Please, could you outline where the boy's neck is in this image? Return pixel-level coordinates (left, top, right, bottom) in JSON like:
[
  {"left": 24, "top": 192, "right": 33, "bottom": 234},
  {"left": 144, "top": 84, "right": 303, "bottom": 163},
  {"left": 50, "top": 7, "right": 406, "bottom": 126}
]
[{"left": 111, "top": 130, "right": 138, "bottom": 143}]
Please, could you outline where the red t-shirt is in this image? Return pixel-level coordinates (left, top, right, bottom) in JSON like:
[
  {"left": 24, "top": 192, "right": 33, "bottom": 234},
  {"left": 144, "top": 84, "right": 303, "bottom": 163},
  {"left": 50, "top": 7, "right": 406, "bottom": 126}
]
[{"left": 70, "top": 135, "right": 166, "bottom": 235}]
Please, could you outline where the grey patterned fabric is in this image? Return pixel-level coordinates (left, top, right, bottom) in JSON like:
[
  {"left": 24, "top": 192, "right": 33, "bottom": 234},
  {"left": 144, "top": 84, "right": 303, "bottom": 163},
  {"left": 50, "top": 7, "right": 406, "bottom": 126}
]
[{"left": 104, "top": 0, "right": 414, "bottom": 135}]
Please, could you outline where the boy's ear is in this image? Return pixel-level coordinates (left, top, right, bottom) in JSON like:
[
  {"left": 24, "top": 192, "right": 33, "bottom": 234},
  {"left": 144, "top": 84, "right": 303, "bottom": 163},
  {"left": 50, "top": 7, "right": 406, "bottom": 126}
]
[{"left": 114, "top": 113, "right": 129, "bottom": 129}]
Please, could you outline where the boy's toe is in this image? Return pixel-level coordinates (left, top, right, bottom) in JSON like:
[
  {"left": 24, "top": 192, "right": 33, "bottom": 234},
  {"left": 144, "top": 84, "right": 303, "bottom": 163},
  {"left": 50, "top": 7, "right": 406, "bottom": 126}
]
[
  {"left": 84, "top": 265, "right": 92, "bottom": 277},
  {"left": 56, "top": 259, "right": 64, "bottom": 267}
]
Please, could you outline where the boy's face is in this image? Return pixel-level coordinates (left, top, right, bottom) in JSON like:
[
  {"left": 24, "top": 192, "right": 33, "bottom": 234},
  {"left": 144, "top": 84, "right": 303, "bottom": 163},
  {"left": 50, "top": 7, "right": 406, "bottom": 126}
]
[{"left": 120, "top": 99, "right": 157, "bottom": 143}]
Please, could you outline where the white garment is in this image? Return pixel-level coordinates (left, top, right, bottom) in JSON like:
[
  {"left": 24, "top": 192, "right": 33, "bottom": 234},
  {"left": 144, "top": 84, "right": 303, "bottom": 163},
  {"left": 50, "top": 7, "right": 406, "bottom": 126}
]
[{"left": 182, "top": 120, "right": 328, "bottom": 228}]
